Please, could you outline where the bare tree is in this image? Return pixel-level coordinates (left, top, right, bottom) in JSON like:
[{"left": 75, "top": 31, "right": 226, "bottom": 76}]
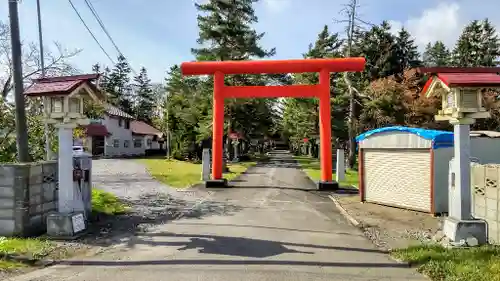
[
  {"left": 0, "top": 21, "right": 81, "bottom": 99},
  {"left": 336, "top": 0, "right": 373, "bottom": 168},
  {"left": 0, "top": 20, "right": 81, "bottom": 161}
]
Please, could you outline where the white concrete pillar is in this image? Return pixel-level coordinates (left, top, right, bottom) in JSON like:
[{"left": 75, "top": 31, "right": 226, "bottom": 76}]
[
  {"left": 56, "top": 124, "right": 76, "bottom": 213},
  {"left": 202, "top": 148, "right": 211, "bottom": 180},
  {"left": 234, "top": 142, "right": 239, "bottom": 161},
  {"left": 336, "top": 149, "right": 345, "bottom": 182},
  {"left": 450, "top": 120, "right": 474, "bottom": 220}
]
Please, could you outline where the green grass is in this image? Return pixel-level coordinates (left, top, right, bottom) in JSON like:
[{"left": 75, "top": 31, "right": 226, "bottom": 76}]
[
  {"left": 391, "top": 244, "right": 500, "bottom": 281},
  {"left": 140, "top": 158, "right": 256, "bottom": 188},
  {"left": 293, "top": 155, "right": 359, "bottom": 187},
  {"left": 91, "top": 189, "right": 129, "bottom": 215},
  {"left": 0, "top": 237, "right": 55, "bottom": 270},
  {"left": 0, "top": 189, "right": 127, "bottom": 271}
]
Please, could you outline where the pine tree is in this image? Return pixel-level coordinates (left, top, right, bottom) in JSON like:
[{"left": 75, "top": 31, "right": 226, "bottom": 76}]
[
  {"left": 306, "top": 25, "right": 343, "bottom": 59},
  {"left": 422, "top": 41, "right": 451, "bottom": 66},
  {"left": 283, "top": 25, "right": 344, "bottom": 154},
  {"left": 191, "top": 0, "right": 278, "bottom": 160},
  {"left": 133, "top": 67, "right": 154, "bottom": 123},
  {"left": 452, "top": 19, "right": 500, "bottom": 67},
  {"left": 353, "top": 21, "right": 398, "bottom": 81},
  {"left": 393, "top": 28, "right": 421, "bottom": 75},
  {"left": 479, "top": 19, "right": 500, "bottom": 66},
  {"left": 106, "top": 55, "right": 133, "bottom": 113},
  {"left": 192, "top": 0, "right": 275, "bottom": 61}
]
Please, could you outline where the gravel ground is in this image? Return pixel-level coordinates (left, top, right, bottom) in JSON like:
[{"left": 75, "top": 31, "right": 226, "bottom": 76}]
[
  {"left": 87, "top": 159, "right": 219, "bottom": 242},
  {"left": 0, "top": 159, "right": 221, "bottom": 280},
  {"left": 332, "top": 194, "right": 442, "bottom": 251}
]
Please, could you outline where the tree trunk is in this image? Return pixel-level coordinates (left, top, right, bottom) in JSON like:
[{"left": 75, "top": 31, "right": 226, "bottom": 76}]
[{"left": 347, "top": 86, "right": 357, "bottom": 169}]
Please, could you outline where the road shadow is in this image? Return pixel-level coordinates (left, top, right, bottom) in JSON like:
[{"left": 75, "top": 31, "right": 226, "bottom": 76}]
[
  {"left": 79, "top": 193, "right": 243, "bottom": 248},
  {"left": 331, "top": 187, "right": 359, "bottom": 195},
  {"left": 55, "top": 232, "right": 409, "bottom": 269}
]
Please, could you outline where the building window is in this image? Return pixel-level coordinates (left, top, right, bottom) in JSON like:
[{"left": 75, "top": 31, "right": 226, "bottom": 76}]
[
  {"left": 69, "top": 97, "right": 81, "bottom": 114},
  {"left": 51, "top": 97, "right": 63, "bottom": 113},
  {"left": 113, "top": 139, "right": 119, "bottom": 148},
  {"left": 147, "top": 138, "right": 152, "bottom": 148},
  {"left": 134, "top": 138, "right": 142, "bottom": 148},
  {"left": 124, "top": 140, "right": 130, "bottom": 148},
  {"left": 125, "top": 119, "right": 130, "bottom": 129},
  {"left": 118, "top": 118, "right": 123, "bottom": 127}
]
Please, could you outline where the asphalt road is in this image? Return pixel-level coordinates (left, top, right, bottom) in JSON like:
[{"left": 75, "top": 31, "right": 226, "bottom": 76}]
[{"left": 9, "top": 151, "right": 427, "bottom": 281}]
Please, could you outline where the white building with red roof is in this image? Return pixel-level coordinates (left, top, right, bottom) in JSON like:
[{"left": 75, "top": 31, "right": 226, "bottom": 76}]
[{"left": 25, "top": 74, "right": 164, "bottom": 157}]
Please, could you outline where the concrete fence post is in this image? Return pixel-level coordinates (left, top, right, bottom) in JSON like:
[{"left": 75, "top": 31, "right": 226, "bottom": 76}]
[{"left": 336, "top": 149, "right": 345, "bottom": 182}]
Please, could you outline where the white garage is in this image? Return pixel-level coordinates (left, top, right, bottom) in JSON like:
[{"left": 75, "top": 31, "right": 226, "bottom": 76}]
[{"left": 356, "top": 126, "right": 454, "bottom": 214}]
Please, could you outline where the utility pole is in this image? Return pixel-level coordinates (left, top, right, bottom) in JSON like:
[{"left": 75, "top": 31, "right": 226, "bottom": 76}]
[
  {"left": 8, "top": 0, "right": 30, "bottom": 162},
  {"left": 36, "top": 0, "right": 52, "bottom": 160}
]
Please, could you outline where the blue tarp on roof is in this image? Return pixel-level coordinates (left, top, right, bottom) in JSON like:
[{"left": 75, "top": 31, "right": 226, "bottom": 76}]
[{"left": 355, "top": 126, "right": 454, "bottom": 149}]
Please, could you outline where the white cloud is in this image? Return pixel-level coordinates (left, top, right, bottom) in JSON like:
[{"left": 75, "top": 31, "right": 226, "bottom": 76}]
[
  {"left": 391, "top": 2, "right": 462, "bottom": 50},
  {"left": 262, "top": 0, "right": 290, "bottom": 13}
]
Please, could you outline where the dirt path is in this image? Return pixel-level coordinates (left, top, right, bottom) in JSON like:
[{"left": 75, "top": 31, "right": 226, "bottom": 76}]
[{"left": 8, "top": 152, "right": 427, "bottom": 281}]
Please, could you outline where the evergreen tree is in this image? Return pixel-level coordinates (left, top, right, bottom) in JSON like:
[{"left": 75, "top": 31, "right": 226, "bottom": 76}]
[
  {"left": 283, "top": 25, "right": 345, "bottom": 154},
  {"left": 422, "top": 41, "right": 451, "bottom": 66},
  {"left": 393, "top": 28, "right": 421, "bottom": 75},
  {"left": 191, "top": 0, "right": 278, "bottom": 160},
  {"left": 452, "top": 19, "right": 500, "bottom": 67},
  {"left": 104, "top": 55, "right": 134, "bottom": 113},
  {"left": 192, "top": 0, "right": 275, "bottom": 61},
  {"left": 352, "top": 21, "right": 398, "bottom": 81},
  {"left": 133, "top": 67, "right": 154, "bottom": 123}
]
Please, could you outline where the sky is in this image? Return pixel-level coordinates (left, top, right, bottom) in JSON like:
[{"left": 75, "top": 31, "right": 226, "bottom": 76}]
[{"left": 0, "top": 0, "right": 499, "bottom": 83}]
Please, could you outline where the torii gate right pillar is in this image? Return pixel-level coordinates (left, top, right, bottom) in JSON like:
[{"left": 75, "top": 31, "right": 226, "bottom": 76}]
[{"left": 318, "top": 69, "right": 336, "bottom": 190}]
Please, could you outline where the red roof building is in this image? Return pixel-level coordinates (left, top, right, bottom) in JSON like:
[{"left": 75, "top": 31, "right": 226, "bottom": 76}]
[
  {"left": 84, "top": 123, "right": 110, "bottom": 137},
  {"left": 131, "top": 121, "right": 163, "bottom": 137},
  {"left": 25, "top": 74, "right": 164, "bottom": 156}
]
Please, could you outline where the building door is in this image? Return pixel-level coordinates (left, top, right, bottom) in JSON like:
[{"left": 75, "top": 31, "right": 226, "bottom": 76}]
[
  {"left": 363, "top": 149, "right": 431, "bottom": 211},
  {"left": 92, "top": 136, "right": 105, "bottom": 156}
]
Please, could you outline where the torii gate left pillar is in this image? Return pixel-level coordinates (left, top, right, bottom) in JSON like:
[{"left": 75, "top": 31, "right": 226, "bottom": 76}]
[{"left": 181, "top": 58, "right": 365, "bottom": 189}]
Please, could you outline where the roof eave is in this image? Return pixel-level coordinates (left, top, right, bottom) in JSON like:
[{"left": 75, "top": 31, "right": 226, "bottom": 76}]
[{"left": 417, "top": 67, "right": 500, "bottom": 74}]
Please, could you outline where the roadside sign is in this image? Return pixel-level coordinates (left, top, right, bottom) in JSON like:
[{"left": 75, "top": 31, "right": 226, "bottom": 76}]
[
  {"left": 229, "top": 132, "right": 239, "bottom": 139},
  {"left": 303, "top": 138, "right": 309, "bottom": 143}
]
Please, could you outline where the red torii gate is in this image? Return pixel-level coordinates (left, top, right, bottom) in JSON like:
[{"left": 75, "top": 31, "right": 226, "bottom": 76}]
[{"left": 181, "top": 58, "right": 366, "bottom": 189}]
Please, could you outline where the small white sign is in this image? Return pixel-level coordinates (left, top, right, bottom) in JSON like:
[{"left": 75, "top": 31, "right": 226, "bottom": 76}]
[{"left": 71, "top": 213, "right": 86, "bottom": 233}]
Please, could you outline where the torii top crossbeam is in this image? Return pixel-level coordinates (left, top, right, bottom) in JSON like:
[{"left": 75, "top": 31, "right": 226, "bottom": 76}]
[{"left": 181, "top": 58, "right": 366, "bottom": 75}]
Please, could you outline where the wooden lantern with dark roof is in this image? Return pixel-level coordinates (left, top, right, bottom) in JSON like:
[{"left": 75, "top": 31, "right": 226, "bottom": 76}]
[
  {"left": 419, "top": 67, "right": 500, "bottom": 122},
  {"left": 24, "top": 74, "right": 104, "bottom": 126}
]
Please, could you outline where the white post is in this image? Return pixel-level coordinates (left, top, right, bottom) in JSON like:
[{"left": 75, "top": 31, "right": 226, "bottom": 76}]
[
  {"left": 336, "top": 148, "right": 345, "bottom": 182},
  {"left": 202, "top": 148, "right": 211, "bottom": 181},
  {"left": 450, "top": 120, "right": 473, "bottom": 220},
  {"left": 233, "top": 141, "right": 239, "bottom": 162},
  {"left": 57, "top": 124, "right": 75, "bottom": 213},
  {"left": 443, "top": 117, "right": 487, "bottom": 246}
]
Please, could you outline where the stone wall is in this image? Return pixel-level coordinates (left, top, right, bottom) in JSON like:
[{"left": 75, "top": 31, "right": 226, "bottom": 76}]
[
  {"left": 471, "top": 163, "right": 500, "bottom": 244},
  {"left": 0, "top": 161, "right": 58, "bottom": 237}
]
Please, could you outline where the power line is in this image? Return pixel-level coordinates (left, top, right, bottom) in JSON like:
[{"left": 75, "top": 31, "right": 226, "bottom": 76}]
[
  {"left": 83, "top": 0, "right": 123, "bottom": 57},
  {"left": 83, "top": 0, "right": 137, "bottom": 75},
  {"left": 67, "top": 0, "right": 115, "bottom": 65}
]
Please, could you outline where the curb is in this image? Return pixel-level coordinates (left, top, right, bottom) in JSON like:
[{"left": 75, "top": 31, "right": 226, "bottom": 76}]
[
  {"left": 327, "top": 195, "right": 415, "bottom": 269},
  {"left": 327, "top": 195, "right": 361, "bottom": 227}
]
